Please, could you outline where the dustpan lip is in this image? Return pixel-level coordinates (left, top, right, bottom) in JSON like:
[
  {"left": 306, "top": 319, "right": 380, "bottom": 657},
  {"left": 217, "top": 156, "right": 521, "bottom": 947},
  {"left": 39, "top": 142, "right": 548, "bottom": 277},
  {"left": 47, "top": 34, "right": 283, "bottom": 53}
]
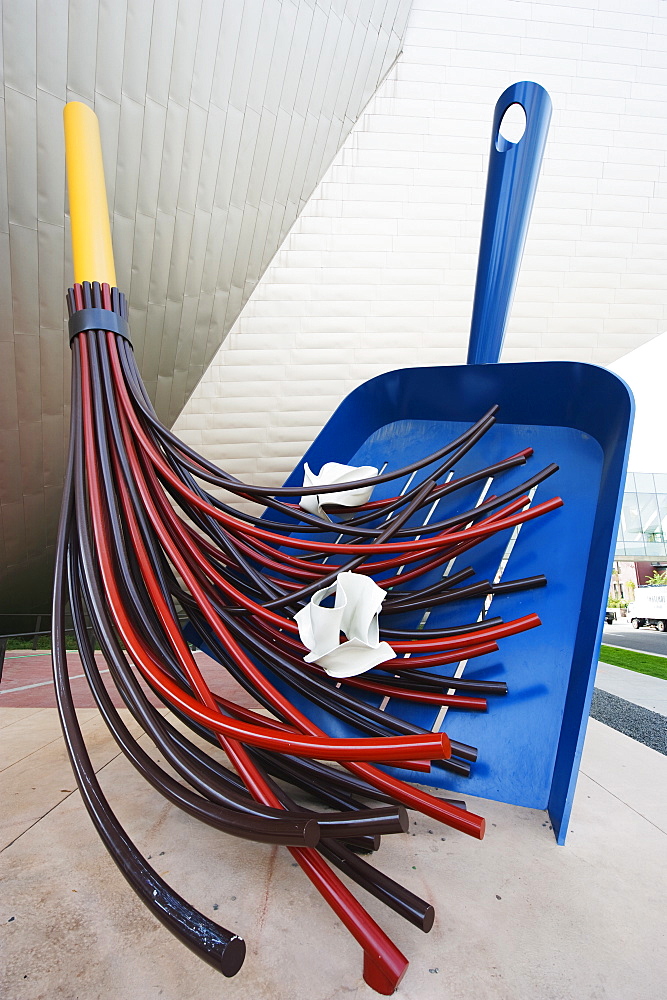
[{"left": 279, "top": 359, "right": 634, "bottom": 497}]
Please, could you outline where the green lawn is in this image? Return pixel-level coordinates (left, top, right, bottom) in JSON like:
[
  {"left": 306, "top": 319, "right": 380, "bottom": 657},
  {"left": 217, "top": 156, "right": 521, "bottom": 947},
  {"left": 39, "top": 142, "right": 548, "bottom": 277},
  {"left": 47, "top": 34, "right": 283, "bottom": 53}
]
[
  {"left": 599, "top": 644, "right": 667, "bottom": 682},
  {"left": 5, "top": 635, "right": 79, "bottom": 650}
]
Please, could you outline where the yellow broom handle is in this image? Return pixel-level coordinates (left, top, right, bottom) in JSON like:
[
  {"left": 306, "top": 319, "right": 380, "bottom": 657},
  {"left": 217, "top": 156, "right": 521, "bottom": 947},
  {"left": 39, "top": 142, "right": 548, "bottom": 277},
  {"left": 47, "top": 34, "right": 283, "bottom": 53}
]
[{"left": 63, "top": 102, "right": 116, "bottom": 286}]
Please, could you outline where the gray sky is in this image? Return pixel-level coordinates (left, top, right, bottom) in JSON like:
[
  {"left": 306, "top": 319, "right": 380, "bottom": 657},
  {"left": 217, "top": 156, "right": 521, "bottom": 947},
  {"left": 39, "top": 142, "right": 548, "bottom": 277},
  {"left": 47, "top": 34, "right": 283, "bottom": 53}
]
[{"left": 608, "top": 332, "right": 667, "bottom": 475}]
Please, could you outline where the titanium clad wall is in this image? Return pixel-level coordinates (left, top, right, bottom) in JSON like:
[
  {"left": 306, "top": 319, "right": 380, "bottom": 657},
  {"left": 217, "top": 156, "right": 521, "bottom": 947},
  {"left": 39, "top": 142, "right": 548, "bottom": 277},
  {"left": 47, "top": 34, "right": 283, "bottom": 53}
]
[
  {"left": 174, "top": 0, "right": 667, "bottom": 509},
  {"left": 0, "top": 0, "right": 409, "bottom": 622}
]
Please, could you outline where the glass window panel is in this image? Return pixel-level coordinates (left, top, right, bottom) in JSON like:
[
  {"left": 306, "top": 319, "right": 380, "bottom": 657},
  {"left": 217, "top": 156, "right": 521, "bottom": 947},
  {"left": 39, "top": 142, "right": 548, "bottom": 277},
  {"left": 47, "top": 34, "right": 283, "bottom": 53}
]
[
  {"left": 638, "top": 492, "right": 661, "bottom": 537},
  {"left": 658, "top": 494, "right": 667, "bottom": 531},
  {"left": 634, "top": 473, "right": 655, "bottom": 492},
  {"left": 621, "top": 492, "right": 642, "bottom": 538},
  {"left": 616, "top": 483, "right": 667, "bottom": 561}
]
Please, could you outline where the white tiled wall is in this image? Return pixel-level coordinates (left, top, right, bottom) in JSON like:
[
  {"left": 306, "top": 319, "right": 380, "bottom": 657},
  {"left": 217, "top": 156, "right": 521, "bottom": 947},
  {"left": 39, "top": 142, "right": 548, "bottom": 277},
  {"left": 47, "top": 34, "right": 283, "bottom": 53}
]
[{"left": 174, "top": 0, "right": 667, "bottom": 499}]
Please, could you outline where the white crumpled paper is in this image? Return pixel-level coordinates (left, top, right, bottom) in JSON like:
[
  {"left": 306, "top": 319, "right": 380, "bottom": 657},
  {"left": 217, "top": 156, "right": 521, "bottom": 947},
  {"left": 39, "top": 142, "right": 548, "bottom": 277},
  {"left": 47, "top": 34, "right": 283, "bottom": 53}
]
[
  {"left": 294, "top": 571, "right": 395, "bottom": 678},
  {"left": 299, "top": 462, "right": 378, "bottom": 520}
]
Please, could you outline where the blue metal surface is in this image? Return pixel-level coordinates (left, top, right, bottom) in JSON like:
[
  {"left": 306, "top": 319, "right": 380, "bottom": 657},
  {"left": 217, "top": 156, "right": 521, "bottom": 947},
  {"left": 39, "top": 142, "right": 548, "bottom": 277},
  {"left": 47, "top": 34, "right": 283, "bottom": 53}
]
[
  {"left": 270, "top": 362, "right": 633, "bottom": 844},
  {"left": 468, "top": 81, "right": 552, "bottom": 365},
  {"left": 192, "top": 83, "right": 633, "bottom": 845}
]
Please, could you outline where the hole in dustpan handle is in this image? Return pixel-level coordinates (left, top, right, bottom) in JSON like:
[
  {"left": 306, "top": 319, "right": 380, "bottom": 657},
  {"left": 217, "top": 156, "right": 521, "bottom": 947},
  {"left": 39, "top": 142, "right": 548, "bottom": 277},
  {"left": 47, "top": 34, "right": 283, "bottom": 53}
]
[
  {"left": 496, "top": 103, "right": 527, "bottom": 147},
  {"left": 467, "top": 81, "right": 552, "bottom": 367}
]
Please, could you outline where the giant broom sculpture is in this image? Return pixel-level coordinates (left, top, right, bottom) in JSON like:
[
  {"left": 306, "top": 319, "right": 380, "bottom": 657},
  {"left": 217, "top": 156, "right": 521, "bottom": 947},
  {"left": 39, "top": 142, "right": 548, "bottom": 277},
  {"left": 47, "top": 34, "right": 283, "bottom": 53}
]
[{"left": 52, "top": 102, "right": 561, "bottom": 993}]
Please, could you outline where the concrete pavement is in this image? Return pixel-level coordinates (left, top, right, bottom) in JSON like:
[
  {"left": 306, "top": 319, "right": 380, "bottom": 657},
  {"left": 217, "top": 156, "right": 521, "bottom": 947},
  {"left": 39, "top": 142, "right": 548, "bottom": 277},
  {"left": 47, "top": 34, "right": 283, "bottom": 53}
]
[
  {"left": 594, "top": 660, "right": 667, "bottom": 716},
  {"left": 0, "top": 657, "right": 667, "bottom": 1000},
  {"left": 1, "top": 650, "right": 667, "bottom": 998},
  {"left": 2, "top": 705, "right": 665, "bottom": 1000}
]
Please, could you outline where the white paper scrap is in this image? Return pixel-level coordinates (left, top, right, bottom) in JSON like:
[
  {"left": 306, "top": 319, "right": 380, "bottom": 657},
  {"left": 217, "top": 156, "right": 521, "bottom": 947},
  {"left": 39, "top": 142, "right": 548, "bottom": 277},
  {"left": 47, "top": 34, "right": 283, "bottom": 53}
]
[
  {"left": 300, "top": 462, "right": 378, "bottom": 520},
  {"left": 294, "top": 571, "right": 395, "bottom": 678}
]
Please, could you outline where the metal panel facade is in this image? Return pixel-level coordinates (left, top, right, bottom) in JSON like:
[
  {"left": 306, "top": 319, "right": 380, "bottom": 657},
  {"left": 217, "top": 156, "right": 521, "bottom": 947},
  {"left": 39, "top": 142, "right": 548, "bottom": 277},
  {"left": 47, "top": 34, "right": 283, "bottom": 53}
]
[{"left": 0, "top": 0, "right": 407, "bottom": 621}]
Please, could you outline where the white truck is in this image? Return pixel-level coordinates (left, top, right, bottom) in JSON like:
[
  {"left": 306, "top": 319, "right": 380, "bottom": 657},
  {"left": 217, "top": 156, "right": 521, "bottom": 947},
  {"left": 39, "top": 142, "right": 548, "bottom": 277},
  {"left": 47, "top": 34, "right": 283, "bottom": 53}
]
[{"left": 626, "top": 585, "right": 667, "bottom": 631}]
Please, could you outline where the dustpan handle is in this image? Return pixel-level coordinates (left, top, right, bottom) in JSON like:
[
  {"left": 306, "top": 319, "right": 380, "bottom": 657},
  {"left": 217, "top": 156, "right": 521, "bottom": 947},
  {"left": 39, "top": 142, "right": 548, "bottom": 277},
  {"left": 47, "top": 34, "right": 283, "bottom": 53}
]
[{"left": 467, "top": 81, "right": 552, "bottom": 365}]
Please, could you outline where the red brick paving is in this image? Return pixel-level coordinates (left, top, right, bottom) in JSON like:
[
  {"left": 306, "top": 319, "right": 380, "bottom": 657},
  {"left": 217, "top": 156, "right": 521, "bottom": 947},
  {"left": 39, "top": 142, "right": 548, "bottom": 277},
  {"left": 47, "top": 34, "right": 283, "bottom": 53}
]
[{"left": 0, "top": 649, "right": 262, "bottom": 711}]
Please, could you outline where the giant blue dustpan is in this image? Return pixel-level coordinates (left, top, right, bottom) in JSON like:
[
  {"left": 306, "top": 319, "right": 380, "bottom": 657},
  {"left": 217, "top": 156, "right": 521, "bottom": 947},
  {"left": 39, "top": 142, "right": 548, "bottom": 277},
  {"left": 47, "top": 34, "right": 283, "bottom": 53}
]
[{"left": 265, "top": 82, "right": 634, "bottom": 844}]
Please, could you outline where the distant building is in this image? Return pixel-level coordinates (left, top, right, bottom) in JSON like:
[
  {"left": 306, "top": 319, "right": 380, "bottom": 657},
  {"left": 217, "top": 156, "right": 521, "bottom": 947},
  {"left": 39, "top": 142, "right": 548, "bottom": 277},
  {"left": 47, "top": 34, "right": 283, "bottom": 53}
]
[{"left": 611, "top": 472, "right": 667, "bottom": 600}]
